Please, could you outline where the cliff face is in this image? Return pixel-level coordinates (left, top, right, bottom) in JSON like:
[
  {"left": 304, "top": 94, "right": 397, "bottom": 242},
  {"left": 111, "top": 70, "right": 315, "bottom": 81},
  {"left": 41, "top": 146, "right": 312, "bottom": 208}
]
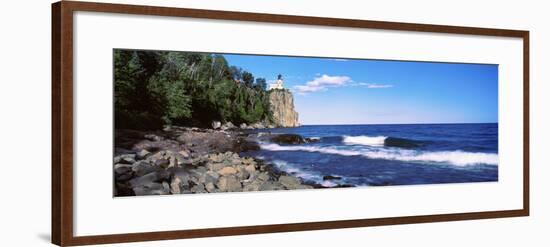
[{"left": 268, "top": 89, "right": 300, "bottom": 127}]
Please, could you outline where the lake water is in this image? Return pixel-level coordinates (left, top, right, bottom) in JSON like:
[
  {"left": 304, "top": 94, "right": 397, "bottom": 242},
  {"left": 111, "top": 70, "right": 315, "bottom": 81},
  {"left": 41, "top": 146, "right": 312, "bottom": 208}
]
[{"left": 243, "top": 123, "right": 498, "bottom": 187}]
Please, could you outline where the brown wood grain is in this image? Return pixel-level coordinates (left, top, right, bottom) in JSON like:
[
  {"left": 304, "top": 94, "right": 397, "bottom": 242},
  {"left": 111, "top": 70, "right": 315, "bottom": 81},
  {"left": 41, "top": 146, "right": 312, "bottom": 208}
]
[{"left": 51, "top": 1, "right": 530, "bottom": 246}]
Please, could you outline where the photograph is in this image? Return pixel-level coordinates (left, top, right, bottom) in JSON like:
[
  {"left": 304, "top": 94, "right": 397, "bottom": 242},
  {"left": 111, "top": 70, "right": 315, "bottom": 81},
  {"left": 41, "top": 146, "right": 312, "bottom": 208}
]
[{"left": 113, "top": 49, "right": 498, "bottom": 197}]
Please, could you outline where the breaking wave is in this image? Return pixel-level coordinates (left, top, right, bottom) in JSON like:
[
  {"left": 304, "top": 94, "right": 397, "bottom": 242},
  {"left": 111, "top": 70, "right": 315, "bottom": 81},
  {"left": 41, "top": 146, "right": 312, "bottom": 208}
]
[
  {"left": 260, "top": 143, "right": 498, "bottom": 166},
  {"left": 343, "top": 135, "right": 387, "bottom": 146},
  {"left": 343, "top": 135, "right": 423, "bottom": 148}
]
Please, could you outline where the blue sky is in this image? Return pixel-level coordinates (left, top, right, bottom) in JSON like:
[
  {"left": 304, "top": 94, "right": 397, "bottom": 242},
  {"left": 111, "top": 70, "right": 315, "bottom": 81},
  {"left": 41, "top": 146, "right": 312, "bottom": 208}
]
[{"left": 224, "top": 54, "right": 498, "bottom": 125}]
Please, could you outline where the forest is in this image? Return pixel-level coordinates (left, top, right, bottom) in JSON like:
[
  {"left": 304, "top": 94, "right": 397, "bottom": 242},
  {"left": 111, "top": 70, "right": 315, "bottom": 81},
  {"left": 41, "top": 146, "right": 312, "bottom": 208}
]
[{"left": 114, "top": 49, "right": 272, "bottom": 130}]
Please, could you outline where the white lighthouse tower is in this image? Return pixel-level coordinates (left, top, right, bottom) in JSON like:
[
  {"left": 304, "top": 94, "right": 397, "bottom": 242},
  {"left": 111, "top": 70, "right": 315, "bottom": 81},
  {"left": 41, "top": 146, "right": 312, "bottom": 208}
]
[{"left": 269, "top": 74, "right": 284, "bottom": 90}]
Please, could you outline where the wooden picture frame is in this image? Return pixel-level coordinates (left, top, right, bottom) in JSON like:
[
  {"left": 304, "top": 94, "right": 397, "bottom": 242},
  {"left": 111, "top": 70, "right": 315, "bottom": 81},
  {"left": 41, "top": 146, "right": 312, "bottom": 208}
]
[{"left": 52, "top": 1, "right": 529, "bottom": 246}]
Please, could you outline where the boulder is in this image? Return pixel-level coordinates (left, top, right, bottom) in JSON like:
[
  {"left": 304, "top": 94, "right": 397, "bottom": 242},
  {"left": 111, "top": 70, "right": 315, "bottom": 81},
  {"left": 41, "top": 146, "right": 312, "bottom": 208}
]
[
  {"left": 114, "top": 164, "right": 132, "bottom": 175},
  {"left": 132, "top": 161, "right": 162, "bottom": 177},
  {"left": 178, "top": 150, "right": 190, "bottom": 158},
  {"left": 232, "top": 138, "right": 260, "bottom": 152},
  {"left": 169, "top": 167, "right": 191, "bottom": 193},
  {"left": 244, "top": 164, "right": 256, "bottom": 174},
  {"left": 236, "top": 166, "right": 250, "bottom": 180},
  {"left": 278, "top": 175, "right": 303, "bottom": 189},
  {"left": 208, "top": 153, "right": 224, "bottom": 163},
  {"left": 132, "top": 182, "right": 170, "bottom": 196},
  {"left": 116, "top": 154, "right": 136, "bottom": 164},
  {"left": 259, "top": 181, "right": 285, "bottom": 191},
  {"left": 195, "top": 166, "right": 208, "bottom": 174},
  {"left": 243, "top": 180, "right": 263, "bottom": 192},
  {"left": 155, "top": 158, "right": 170, "bottom": 168},
  {"left": 129, "top": 170, "right": 170, "bottom": 188},
  {"left": 220, "top": 122, "right": 235, "bottom": 131},
  {"left": 136, "top": 149, "right": 150, "bottom": 159},
  {"left": 212, "top": 121, "right": 222, "bottom": 129},
  {"left": 170, "top": 176, "right": 184, "bottom": 194},
  {"left": 144, "top": 134, "right": 163, "bottom": 142},
  {"left": 115, "top": 182, "right": 135, "bottom": 197},
  {"left": 207, "top": 162, "right": 225, "bottom": 172},
  {"left": 200, "top": 171, "right": 219, "bottom": 185},
  {"left": 205, "top": 182, "right": 217, "bottom": 192},
  {"left": 114, "top": 164, "right": 134, "bottom": 181},
  {"left": 190, "top": 183, "right": 206, "bottom": 193},
  {"left": 257, "top": 172, "right": 271, "bottom": 181},
  {"left": 269, "top": 134, "right": 305, "bottom": 145},
  {"left": 217, "top": 175, "right": 242, "bottom": 192},
  {"left": 218, "top": 166, "right": 237, "bottom": 176}
]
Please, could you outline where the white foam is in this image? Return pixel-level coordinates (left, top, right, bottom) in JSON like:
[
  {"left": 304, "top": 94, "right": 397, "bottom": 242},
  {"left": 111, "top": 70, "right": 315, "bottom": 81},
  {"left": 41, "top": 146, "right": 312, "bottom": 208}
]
[
  {"left": 260, "top": 143, "right": 498, "bottom": 166},
  {"left": 271, "top": 160, "right": 320, "bottom": 182},
  {"left": 343, "top": 135, "right": 387, "bottom": 146}
]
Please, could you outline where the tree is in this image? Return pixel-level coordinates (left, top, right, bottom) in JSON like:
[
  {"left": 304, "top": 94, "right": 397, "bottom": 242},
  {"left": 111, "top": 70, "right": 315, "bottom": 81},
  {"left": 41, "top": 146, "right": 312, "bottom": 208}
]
[
  {"left": 242, "top": 71, "right": 254, "bottom": 87},
  {"left": 255, "top": 78, "right": 267, "bottom": 91},
  {"left": 114, "top": 49, "right": 273, "bottom": 129}
]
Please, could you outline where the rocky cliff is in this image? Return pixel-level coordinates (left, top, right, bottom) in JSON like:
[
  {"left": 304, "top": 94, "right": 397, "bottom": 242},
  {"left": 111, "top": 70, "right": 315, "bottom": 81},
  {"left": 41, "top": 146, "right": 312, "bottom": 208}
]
[{"left": 268, "top": 89, "right": 300, "bottom": 127}]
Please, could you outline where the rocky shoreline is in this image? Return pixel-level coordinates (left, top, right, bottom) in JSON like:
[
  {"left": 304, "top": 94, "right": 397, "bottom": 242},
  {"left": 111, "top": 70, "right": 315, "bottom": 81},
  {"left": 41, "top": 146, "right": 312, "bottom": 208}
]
[{"left": 114, "top": 126, "right": 319, "bottom": 197}]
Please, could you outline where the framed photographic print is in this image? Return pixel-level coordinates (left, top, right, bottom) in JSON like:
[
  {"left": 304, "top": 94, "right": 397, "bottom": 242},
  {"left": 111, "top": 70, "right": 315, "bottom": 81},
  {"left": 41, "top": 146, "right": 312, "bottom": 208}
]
[{"left": 52, "top": 1, "right": 529, "bottom": 246}]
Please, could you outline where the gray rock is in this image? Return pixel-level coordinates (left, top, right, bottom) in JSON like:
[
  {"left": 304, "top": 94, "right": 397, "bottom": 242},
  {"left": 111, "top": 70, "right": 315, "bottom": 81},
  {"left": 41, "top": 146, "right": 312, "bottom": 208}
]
[
  {"left": 170, "top": 176, "right": 184, "bottom": 194},
  {"left": 133, "top": 182, "right": 170, "bottom": 196},
  {"left": 269, "top": 134, "right": 305, "bottom": 145},
  {"left": 212, "top": 121, "right": 222, "bottom": 129},
  {"left": 114, "top": 164, "right": 134, "bottom": 181},
  {"left": 190, "top": 183, "right": 206, "bottom": 193},
  {"left": 243, "top": 180, "right": 263, "bottom": 192},
  {"left": 244, "top": 164, "right": 256, "bottom": 173},
  {"left": 207, "top": 162, "right": 225, "bottom": 171},
  {"left": 170, "top": 167, "right": 191, "bottom": 193},
  {"left": 144, "top": 134, "right": 163, "bottom": 141},
  {"left": 136, "top": 149, "right": 150, "bottom": 159},
  {"left": 217, "top": 166, "right": 237, "bottom": 176},
  {"left": 259, "top": 181, "right": 285, "bottom": 191},
  {"left": 114, "top": 164, "right": 132, "bottom": 175},
  {"left": 257, "top": 172, "right": 270, "bottom": 181},
  {"left": 117, "top": 154, "right": 136, "bottom": 164},
  {"left": 208, "top": 153, "right": 224, "bottom": 163},
  {"left": 155, "top": 159, "right": 170, "bottom": 168},
  {"left": 205, "top": 182, "right": 217, "bottom": 192},
  {"left": 129, "top": 170, "right": 169, "bottom": 188},
  {"left": 220, "top": 122, "right": 235, "bottom": 131},
  {"left": 200, "top": 171, "right": 219, "bottom": 185},
  {"left": 278, "top": 175, "right": 302, "bottom": 189},
  {"left": 195, "top": 166, "right": 208, "bottom": 174},
  {"left": 132, "top": 161, "right": 161, "bottom": 177},
  {"left": 217, "top": 175, "right": 242, "bottom": 192},
  {"left": 178, "top": 150, "right": 190, "bottom": 158},
  {"left": 236, "top": 166, "right": 250, "bottom": 180},
  {"left": 147, "top": 151, "right": 165, "bottom": 163}
]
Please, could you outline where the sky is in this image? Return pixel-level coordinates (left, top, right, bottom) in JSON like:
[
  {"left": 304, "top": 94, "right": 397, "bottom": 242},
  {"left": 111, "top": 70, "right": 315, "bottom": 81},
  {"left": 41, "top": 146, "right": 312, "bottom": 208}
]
[{"left": 224, "top": 53, "right": 498, "bottom": 125}]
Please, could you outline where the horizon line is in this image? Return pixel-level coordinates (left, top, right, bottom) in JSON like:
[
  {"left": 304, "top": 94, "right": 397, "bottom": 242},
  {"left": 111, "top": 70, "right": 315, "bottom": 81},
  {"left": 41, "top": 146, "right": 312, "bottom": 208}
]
[{"left": 299, "top": 122, "right": 498, "bottom": 126}]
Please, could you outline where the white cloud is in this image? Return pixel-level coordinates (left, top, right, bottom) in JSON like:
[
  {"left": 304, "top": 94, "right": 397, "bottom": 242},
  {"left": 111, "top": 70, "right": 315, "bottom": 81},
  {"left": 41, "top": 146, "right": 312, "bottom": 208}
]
[
  {"left": 330, "top": 58, "right": 349, "bottom": 62},
  {"left": 293, "top": 75, "right": 394, "bottom": 94},
  {"left": 293, "top": 74, "right": 352, "bottom": 93},
  {"left": 355, "top": 82, "right": 394, "bottom": 88}
]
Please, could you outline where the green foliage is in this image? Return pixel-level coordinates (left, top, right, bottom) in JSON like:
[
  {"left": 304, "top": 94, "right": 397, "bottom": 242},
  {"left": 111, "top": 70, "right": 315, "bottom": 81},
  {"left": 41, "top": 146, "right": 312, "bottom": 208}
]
[{"left": 114, "top": 49, "right": 272, "bottom": 129}]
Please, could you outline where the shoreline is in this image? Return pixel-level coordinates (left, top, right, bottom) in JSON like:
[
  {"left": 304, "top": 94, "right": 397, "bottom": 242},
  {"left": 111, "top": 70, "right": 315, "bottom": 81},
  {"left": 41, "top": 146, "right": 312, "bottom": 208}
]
[{"left": 114, "top": 126, "right": 324, "bottom": 197}]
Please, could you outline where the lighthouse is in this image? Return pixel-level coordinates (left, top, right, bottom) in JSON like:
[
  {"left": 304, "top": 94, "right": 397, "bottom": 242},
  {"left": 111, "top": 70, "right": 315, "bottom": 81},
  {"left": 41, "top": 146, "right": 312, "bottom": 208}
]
[{"left": 269, "top": 74, "right": 284, "bottom": 90}]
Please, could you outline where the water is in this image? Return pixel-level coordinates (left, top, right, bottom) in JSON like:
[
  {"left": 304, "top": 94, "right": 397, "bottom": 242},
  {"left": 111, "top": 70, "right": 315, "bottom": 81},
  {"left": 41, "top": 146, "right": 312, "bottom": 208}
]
[{"left": 243, "top": 123, "right": 498, "bottom": 187}]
